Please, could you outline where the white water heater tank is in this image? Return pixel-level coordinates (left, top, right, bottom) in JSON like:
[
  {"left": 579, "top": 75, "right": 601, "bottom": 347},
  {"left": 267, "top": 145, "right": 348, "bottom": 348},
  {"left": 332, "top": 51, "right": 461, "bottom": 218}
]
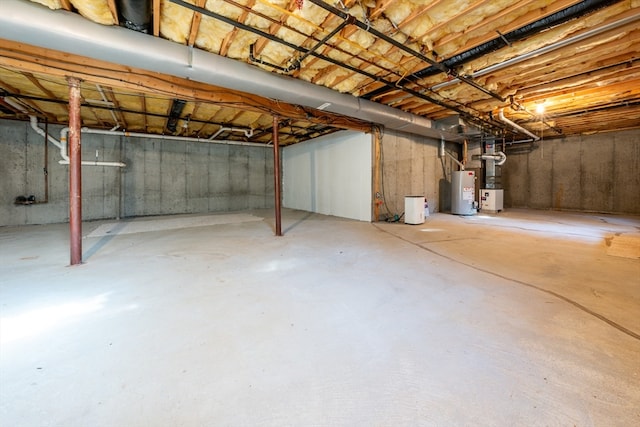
[{"left": 451, "top": 171, "right": 476, "bottom": 215}]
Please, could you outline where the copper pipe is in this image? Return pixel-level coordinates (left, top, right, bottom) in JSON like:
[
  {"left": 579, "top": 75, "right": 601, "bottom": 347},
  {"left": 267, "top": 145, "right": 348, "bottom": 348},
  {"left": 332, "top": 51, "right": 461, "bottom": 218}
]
[
  {"left": 68, "top": 76, "right": 83, "bottom": 265},
  {"left": 272, "top": 115, "right": 282, "bottom": 237}
]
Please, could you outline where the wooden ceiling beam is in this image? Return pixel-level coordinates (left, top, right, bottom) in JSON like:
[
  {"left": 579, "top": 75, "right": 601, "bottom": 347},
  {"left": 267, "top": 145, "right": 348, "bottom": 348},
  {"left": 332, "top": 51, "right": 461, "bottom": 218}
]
[
  {"left": 140, "top": 95, "right": 148, "bottom": 131},
  {"left": 153, "top": 0, "right": 161, "bottom": 37},
  {"left": 104, "top": 86, "right": 128, "bottom": 128},
  {"left": 187, "top": 0, "right": 207, "bottom": 46},
  {"left": 410, "top": 0, "right": 486, "bottom": 44},
  {"left": 252, "top": 0, "right": 297, "bottom": 56},
  {"left": 24, "top": 72, "right": 62, "bottom": 101},
  {"left": 369, "top": 0, "right": 398, "bottom": 21},
  {"left": 0, "top": 79, "right": 55, "bottom": 121},
  {"left": 0, "top": 39, "right": 372, "bottom": 134},
  {"left": 107, "top": 0, "right": 120, "bottom": 25},
  {"left": 395, "top": 0, "right": 445, "bottom": 33},
  {"left": 434, "top": 0, "right": 581, "bottom": 57}
]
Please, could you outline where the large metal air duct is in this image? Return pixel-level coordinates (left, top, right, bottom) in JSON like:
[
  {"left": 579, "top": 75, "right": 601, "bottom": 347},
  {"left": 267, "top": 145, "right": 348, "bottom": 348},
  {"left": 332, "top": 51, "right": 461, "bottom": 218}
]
[{"left": 0, "top": 0, "right": 457, "bottom": 140}]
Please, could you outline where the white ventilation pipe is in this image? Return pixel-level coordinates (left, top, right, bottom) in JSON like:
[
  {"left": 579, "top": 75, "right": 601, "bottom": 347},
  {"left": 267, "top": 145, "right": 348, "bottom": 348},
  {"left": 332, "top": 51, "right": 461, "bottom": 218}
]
[
  {"left": 30, "top": 115, "right": 272, "bottom": 168},
  {"left": 499, "top": 109, "right": 540, "bottom": 141},
  {"left": 209, "top": 127, "right": 254, "bottom": 140},
  {"left": 29, "top": 115, "right": 64, "bottom": 150},
  {"left": 480, "top": 151, "right": 507, "bottom": 166},
  {"left": 95, "top": 84, "right": 121, "bottom": 130},
  {"left": 58, "top": 127, "right": 126, "bottom": 167},
  {"left": 0, "top": 0, "right": 457, "bottom": 141},
  {"left": 440, "top": 137, "right": 465, "bottom": 171},
  {"left": 77, "top": 127, "right": 267, "bottom": 147},
  {"left": 29, "top": 117, "right": 126, "bottom": 167}
]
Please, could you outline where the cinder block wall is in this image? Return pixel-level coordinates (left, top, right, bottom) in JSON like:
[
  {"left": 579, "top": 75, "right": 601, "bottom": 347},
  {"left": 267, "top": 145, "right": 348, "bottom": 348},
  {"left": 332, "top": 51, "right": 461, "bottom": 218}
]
[
  {"left": 0, "top": 119, "right": 274, "bottom": 226},
  {"left": 503, "top": 130, "right": 640, "bottom": 214},
  {"left": 380, "top": 129, "right": 461, "bottom": 217}
]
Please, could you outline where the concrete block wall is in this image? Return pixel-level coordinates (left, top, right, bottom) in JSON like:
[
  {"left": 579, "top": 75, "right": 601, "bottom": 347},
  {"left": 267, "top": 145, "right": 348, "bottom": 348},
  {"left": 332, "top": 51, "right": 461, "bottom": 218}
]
[
  {"left": 0, "top": 119, "right": 274, "bottom": 226},
  {"left": 380, "top": 129, "right": 461, "bottom": 216},
  {"left": 503, "top": 130, "right": 640, "bottom": 214}
]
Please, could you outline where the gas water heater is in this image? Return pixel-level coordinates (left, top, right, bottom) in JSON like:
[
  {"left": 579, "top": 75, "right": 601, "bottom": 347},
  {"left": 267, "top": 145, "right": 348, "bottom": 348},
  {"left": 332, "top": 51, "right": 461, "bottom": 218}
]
[{"left": 451, "top": 171, "right": 476, "bottom": 215}]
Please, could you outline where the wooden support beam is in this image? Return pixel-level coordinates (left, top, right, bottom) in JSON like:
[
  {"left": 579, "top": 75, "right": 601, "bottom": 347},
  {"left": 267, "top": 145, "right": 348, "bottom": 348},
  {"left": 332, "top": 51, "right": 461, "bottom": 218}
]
[
  {"left": 372, "top": 127, "right": 382, "bottom": 222},
  {"left": 0, "top": 39, "right": 373, "bottom": 134},
  {"left": 187, "top": 0, "right": 207, "bottom": 46},
  {"left": 107, "top": 0, "right": 120, "bottom": 25},
  {"left": 153, "top": 0, "right": 161, "bottom": 37}
]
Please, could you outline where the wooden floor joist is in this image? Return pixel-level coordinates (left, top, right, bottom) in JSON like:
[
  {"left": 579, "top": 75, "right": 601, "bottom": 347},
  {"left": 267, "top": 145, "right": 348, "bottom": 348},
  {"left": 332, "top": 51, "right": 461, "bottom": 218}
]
[{"left": 0, "top": 39, "right": 373, "bottom": 135}]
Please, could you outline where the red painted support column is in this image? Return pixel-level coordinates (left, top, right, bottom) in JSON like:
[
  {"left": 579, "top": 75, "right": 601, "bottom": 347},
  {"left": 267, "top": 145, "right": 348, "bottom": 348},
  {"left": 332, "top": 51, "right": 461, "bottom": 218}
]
[
  {"left": 273, "top": 116, "right": 282, "bottom": 236},
  {"left": 68, "top": 77, "right": 83, "bottom": 265}
]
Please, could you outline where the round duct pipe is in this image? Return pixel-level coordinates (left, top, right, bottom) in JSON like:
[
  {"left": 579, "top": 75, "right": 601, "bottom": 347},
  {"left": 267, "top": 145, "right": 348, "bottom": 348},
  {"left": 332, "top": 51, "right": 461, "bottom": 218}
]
[{"left": 0, "top": 0, "right": 460, "bottom": 141}]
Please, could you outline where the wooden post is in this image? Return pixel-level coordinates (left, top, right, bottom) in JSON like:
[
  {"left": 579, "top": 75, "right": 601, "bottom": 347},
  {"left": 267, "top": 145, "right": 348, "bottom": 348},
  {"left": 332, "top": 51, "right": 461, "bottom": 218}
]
[
  {"left": 68, "top": 76, "right": 83, "bottom": 265},
  {"left": 373, "top": 127, "right": 382, "bottom": 222}
]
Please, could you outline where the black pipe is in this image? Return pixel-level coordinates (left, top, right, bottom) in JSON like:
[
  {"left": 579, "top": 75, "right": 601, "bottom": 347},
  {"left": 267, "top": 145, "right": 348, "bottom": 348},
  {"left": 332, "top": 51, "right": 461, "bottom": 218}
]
[
  {"left": 222, "top": 0, "right": 397, "bottom": 78},
  {"left": 5, "top": 92, "right": 319, "bottom": 140},
  {"left": 116, "top": 0, "right": 152, "bottom": 33},
  {"left": 169, "top": 0, "right": 491, "bottom": 123},
  {"left": 166, "top": 99, "right": 186, "bottom": 133},
  {"left": 307, "top": 0, "right": 505, "bottom": 102},
  {"left": 363, "top": 0, "right": 623, "bottom": 100},
  {"left": 287, "top": 15, "right": 355, "bottom": 72},
  {"left": 249, "top": 43, "right": 289, "bottom": 72}
]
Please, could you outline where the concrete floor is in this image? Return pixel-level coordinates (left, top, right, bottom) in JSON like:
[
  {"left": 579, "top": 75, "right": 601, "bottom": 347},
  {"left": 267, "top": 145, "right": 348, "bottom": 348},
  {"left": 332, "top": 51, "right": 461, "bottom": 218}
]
[{"left": 1, "top": 208, "right": 639, "bottom": 426}]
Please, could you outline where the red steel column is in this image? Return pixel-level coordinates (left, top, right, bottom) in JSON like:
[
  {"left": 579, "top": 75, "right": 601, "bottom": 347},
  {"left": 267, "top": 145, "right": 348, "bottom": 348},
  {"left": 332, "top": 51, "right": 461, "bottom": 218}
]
[
  {"left": 68, "top": 77, "right": 83, "bottom": 265},
  {"left": 272, "top": 116, "right": 282, "bottom": 236}
]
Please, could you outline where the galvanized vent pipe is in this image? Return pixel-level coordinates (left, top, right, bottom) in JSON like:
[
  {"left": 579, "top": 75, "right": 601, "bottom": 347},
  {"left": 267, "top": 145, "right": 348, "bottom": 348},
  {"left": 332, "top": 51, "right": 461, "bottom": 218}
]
[{"left": 0, "top": 0, "right": 457, "bottom": 141}]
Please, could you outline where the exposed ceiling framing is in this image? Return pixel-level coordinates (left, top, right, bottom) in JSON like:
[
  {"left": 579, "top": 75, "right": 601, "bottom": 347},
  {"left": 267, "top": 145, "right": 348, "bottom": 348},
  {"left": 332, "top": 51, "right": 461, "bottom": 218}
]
[{"left": 1, "top": 0, "right": 639, "bottom": 145}]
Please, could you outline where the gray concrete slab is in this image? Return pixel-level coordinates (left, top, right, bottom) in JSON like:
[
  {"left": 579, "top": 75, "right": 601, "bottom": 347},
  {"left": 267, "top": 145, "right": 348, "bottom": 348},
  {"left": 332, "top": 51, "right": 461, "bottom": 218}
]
[{"left": 1, "top": 209, "right": 638, "bottom": 426}]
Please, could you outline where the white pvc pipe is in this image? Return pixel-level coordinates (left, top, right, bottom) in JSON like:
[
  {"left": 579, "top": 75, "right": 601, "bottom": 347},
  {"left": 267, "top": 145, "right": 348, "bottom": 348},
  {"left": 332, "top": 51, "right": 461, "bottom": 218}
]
[
  {"left": 31, "top": 118, "right": 126, "bottom": 167},
  {"left": 481, "top": 151, "right": 507, "bottom": 166},
  {"left": 499, "top": 109, "right": 540, "bottom": 141},
  {"left": 440, "top": 136, "right": 465, "bottom": 170},
  {"left": 58, "top": 127, "right": 126, "bottom": 167},
  {"left": 96, "top": 84, "right": 121, "bottom": 129},
  {"left": 80, "top": 127, "right": 267, "bottom": 147},
  {"left": 209, "top": 127, "right": 254, "bottom": 140},
  {"left": 30, "top": 115, "right": 270, "bottom": 169},
  {"left": 29, "top": 115, "right": 64, "bottom": 150}
]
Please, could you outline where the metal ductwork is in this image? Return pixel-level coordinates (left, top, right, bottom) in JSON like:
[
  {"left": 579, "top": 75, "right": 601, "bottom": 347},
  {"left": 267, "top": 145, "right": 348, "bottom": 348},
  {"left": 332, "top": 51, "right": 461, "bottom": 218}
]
[
  {"left": 166, "top": 99, "right": 186, "bottom": 133},
  {"left": 0, "top": 0, "right": 459, "bottom": 141},
  {"left": 116, "top": 0, "right": 152, "bottom": 33}
]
